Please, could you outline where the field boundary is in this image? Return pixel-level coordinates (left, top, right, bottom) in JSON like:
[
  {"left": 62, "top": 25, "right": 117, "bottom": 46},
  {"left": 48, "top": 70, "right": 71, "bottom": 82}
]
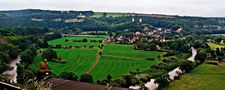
[
  {"left": 85, "top": 39, "right": 106, "bottom": 74},
  {"left": 102, "top": 55, "right": 143, "bottom": 60}
]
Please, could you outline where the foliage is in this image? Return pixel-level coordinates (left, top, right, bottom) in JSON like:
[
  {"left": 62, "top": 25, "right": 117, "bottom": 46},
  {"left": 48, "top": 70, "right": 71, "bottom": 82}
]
[
  {"left": 60, "top": 72, "right": 78, "bottom": 81},
  {"left": 195, "top": 50, "right": 207, "bottom": 64},
  {"left": 179, "top": 61, "right": 196, "bottom": 73},
  {"left": 42, "top": 49, "right": 57, "bottom": 60},
  {"left": 79, "top": 74, "right": 93, "bottom": 83}
]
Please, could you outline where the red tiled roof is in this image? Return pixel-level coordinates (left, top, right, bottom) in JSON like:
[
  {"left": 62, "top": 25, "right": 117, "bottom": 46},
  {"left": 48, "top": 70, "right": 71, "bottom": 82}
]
[{"left": 44, "top": 78, "right": 128, "bottom": 90}]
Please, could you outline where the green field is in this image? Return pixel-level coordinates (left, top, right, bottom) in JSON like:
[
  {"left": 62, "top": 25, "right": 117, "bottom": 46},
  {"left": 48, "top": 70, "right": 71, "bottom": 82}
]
[
  {"left": 165, "top": 64, "right": 225, "bottom": 90},
  {"left": 48, "top": 37, "right": 105, "bottom": 47},
  {"left": 32, "top": 49, "right": 97, "bottom": 76},
  {"left": 32, "top": 37, "right": 161, "bottom": 82},
  {"left": 207, "top": 42, "right": 225, "bottom": 49},
  {"left": 90, "top": 44, "right": 161, "bottom": 82},
  {"left": 92, "top": 12, "right": 131, "bottom": 18}
]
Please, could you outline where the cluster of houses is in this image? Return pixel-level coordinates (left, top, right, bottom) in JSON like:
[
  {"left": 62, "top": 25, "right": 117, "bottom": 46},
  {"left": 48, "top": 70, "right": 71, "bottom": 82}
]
[{"left": 105, "top": 23, "right": 182, "bottom": 45}]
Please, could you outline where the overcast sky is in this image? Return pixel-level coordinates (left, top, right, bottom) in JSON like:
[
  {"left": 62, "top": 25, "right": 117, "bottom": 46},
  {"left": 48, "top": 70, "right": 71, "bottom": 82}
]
[{"left": 0, "top": 0, "right": 225, "bottom": 17}]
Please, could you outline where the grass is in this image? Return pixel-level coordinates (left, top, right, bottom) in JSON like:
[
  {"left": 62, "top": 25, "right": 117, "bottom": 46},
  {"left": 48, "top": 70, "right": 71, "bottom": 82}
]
[
  {"left": 207, "top": 42, "right": 225, "bottom": 50},
  {"left": 31, "top": 49, "right": 98, "bottom": 76},
  {"left": 164, "top": 64, "right": 225, "bottom": 90},
  {"left": 104, "top": 44, "right": 161, "bottom": 59},
  {"left": 90, "top": 44, "right": 161, "bottom": 82},
  {"left": 92, "top": 12, "right": 131, "bottom": 18},
  {"left": 32, "top": 37, "right": 161, "bottom": 82},
  {"left": 48, "top": 37, "right": 105, "bottom": 47}
]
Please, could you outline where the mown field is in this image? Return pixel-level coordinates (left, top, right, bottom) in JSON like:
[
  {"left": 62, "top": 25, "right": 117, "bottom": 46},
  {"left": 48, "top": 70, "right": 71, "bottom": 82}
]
[
  {"left": 92, "top": 12, "right": 131, "bottom": 18},
  {"left": 32, "top": 49, "right": 98, "bottom": 76},
  {"left": 207, "top": 42, "right": 225, "bottom": 49},
  {"left": 48, "top": 37, "right": 105, "bottom": 47},
  {"left": 32, "top": 37, "right": 162, "bottom": 82},
  {"left": 164, "top": 64, "right": 225, "bottom": 90},
  {"left": 90, "top": 44, "right": 161, "bottom": 82}
]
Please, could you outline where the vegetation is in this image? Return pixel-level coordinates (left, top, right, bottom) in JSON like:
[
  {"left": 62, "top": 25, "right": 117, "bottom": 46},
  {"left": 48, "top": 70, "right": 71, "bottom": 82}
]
[
  {"left": 32, "top": 49, "right": 97, "bottom": 76},
  {"left": 207, "top": 42, "right": 225, "bottom": 50},
  {"left": 60, "top": 72, "right": 78, "bottom": 81},
  {"left": 165, "top": 64, "right": 225, "bottom": 90},
  {"left": 1, "top": 9, "right": 225, "bottom": 89}
]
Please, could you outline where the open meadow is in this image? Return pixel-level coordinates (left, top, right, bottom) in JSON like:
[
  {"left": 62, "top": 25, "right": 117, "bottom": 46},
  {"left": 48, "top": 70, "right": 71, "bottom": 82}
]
[
  {"left": 32, "top": 37, "right": 162, "bottom": 82},
  {"left": 164, "top": 64, "right": 225, "bottom": 90},
  {"left": 32, "top": 49, "right": 98, "bottom": 76},
  {"left": 90, "top": 44, "right": 161, "bottom": 82},
  {"left": 207, "top": 42, "right": 225, "bottom": 50}
]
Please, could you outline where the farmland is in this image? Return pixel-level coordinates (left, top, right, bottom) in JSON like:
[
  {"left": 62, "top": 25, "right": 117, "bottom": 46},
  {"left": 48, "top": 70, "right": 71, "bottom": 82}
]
[
  {"left": 48, "top": 37, "right": 105, "bottom": 47},
  {"left": 32, "top": 49, "right": 98, "bottom": 76},
  {"left": 164, "top": 64, "right": 225, "bottom": 90},
  {"left": 90, "top": 44, "right": 161, "bottom": 82},
  {"left": 32, "top": 37, "right": 162, "bottom": 82},
  {"left": 207, "top": 42, "right": 225, "bottom": 50}
]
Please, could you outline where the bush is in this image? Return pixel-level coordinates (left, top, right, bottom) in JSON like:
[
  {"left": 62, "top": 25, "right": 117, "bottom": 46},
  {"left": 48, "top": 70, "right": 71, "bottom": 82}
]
[
  {"left": 82, "top": 38, "right": 88, "bottom": 42},
  {"left": 60, "top": 72, "right": 78, "bottom": 81},
  {"left": 146, "top": 58, "right": 155, "bottom": 61},
  {"left": 42, "top": 49, "right": 57, "bottom": 60},
  {"left": 174, "top": 75, "right": 181, "bottom": 80},
  {"left": 163, "top": 51, "right": 178, "bottom": 57},
  {"left": 65, "top": 39, "right": 69, "bottom": 42},
  {"left": 179, "top": 61, "right": 196, "bottom": 73},
  {"left": 79, "top": 74, "right": 93, "bottom": 83}
]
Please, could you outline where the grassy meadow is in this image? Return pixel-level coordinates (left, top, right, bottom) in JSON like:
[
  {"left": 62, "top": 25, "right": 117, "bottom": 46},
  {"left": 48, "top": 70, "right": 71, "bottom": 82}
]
[
  {"left": 32, "top": 49, "right": 98, "bottom": 76},
  {"left": 32, "top": 37, "right": 162, "bottom": 82},
  {"left": 164, "top": 64, "right": 225, "bottom": 90},
  {"left": 90, "top": 44, "right": 161, "bottom": 82},
  {"left": 207, "top": 42, "right": 225, "bottom": 50}
]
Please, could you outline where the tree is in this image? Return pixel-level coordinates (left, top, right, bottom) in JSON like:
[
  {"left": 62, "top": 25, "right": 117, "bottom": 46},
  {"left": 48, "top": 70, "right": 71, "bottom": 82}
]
[
  {"left": 60, "top": 72, "right": 78, "bottom": 81},
  {"left": 79, "top": 74, "right": 93, "bottom": 83},
  {"left": 106, "top": 74, "right": 112, "bottom": 81},
  {"left": 179, "top": 61, "right": 196, "bottom": 73},
  {"left": 82, "top": 38, "right": 88, "bottom": 42},
  {"left": 216, "top": 48, "right": 220, "bottom": 55},
  {"left": 195, "top": 50, "right": 207, "bottom": 64},
  {"left": 153, "top": 72, "right": 169, "bottom": 88},
  {"left": 42, "top": 49, "right": 57, "bottom": 60},
  {"left": 119, "top": 74, "right": 139, "bottom": 88},
  {"left": 65, "top": 39, "right": 69, "bottom": 42},
  {"left": 103, "top": 13, "right": 107, "bottom": 17},
  {"left": 218, "top": 57, "right": 223, "bottom": 63}
]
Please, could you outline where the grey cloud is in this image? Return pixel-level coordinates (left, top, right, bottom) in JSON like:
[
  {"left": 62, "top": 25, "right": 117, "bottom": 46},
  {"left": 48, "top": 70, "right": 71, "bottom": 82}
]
[{"left": 0, "top": 0, "right": 224, "bottom": 17}]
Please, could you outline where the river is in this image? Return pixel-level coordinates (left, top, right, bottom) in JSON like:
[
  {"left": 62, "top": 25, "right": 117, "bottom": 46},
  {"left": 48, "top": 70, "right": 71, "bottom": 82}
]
[
  {"left": 2, "top": 56, "right": 21, "bottom": 83},
  {"left": 129, "top": 47, "right": 197, "bottom": 90}
]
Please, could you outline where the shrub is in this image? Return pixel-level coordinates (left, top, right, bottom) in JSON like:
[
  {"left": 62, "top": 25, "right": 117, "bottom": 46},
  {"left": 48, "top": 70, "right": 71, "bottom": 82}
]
[
  {"left": 146, "top": 58, "right": 155, "bottom": 61},
  {"left": 60, "top": 72, "right": 78, "bottom": 81},
  {"left": 79, "top": 74, "right": 93, "bottom": 83}
]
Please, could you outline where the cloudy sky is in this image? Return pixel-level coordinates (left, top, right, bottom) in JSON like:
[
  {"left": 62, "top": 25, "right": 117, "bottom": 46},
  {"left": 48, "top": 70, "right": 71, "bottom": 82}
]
[{"left": 0, "top": 0, "right": 225, "bottom": 17}]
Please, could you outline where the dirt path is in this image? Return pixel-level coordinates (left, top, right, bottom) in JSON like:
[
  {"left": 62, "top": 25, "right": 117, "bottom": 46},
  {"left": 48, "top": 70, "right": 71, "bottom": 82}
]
[{"left": 85, "top": 40, "right": 105, "bottom": 74}]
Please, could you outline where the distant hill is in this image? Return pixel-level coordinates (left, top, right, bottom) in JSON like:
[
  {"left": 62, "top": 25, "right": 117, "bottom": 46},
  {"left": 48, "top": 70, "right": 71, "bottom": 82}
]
[{"left": 0, "top": 9, "right": 224, "bottom": 32}]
